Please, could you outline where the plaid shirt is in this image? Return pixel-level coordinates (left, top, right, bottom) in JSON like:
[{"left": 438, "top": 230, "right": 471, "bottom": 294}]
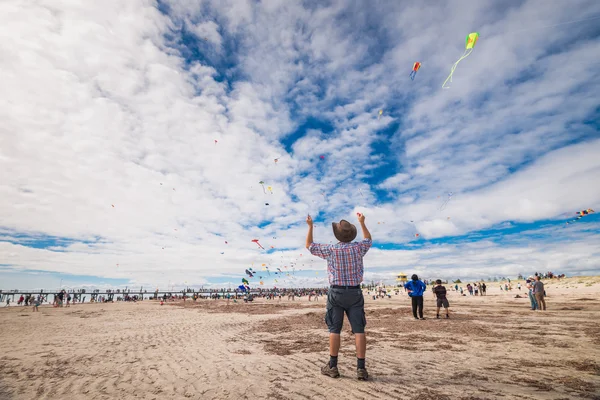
[{"left": 308, "top": 239, "right": 372, "bottom": 286}]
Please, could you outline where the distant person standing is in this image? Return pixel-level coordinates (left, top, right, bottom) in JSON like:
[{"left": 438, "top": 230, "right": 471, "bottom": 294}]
[
  {"left": 433, "top": 280, "right": 450, "bottom": 319},
  {"left": 533, "top": 276, "right": 546, "bottom": 311},
  {"left": 405, "top": 274, "right": 426, "bottom": 320},
  {"left": 33, "top": 297, "right": 40, "bottom": 312},
  {"left": 526, "top": 278, "right": 537, "bottom": 311},
  {"left": 481, "top": 283, "right": 487, "bottom": 296}
]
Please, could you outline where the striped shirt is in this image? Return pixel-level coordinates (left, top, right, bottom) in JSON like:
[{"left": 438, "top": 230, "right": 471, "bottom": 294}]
[{"left": 308, "top": 239, "right": 372, "bottom": 286}]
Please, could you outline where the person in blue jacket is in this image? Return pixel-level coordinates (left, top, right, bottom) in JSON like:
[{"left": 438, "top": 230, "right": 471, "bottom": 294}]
[{"left": 404, "top": 274, "right": 426, "bottom": 320}]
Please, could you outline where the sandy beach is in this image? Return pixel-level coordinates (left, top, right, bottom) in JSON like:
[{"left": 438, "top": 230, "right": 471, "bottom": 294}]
[{"left": 1, "top": 277, "right": 599, "bottom": 400}]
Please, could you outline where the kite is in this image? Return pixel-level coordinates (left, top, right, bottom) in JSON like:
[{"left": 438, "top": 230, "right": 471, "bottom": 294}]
[
  {"left": 319, "top": 155, "right": 325, "bottom": 160},
  {"left": 260, "top": 281, "right": 264, "bottom": 285},
  {"left": 259, "top": 181, "right": 266, "bottom": 194},
  {"left": 442, "top": 32, "right": 479, "bottom": 89},
  {"left": 214, "top": 139, "right": 218, "bottom": 145},
  {"left": 415, "top": 233, "right": 420, "bottom": 238},
  {"left": 378, "top": 110, "right": 383, "bottom": 120},
  {"left": 225, "top": 241, "right": 228, "bottom": 244},
  {"left": 265, "top": 203, "right": 269, "bottom": 206},
  {"left": 242, "top": 278, "right": 249, "bottom": 285},
  {"left": 439, "top": 192, "right": 454, "bottom": 211},
  {"left": 238, "top": 285, "right": 247, "bottom": 292},
  {"left": 111, "top": 204, "right": 115, "bottom": 208},
  {"left": 410, "top": 62, "right": 421, "bottom": 80},
  {"left": 566, "top": 209, "right": 595, "bottom": 225},
  {"left": 220, "top": 252, "right": 224, "bottom": 254},
  {"left": 252, "top": 239, "right": 265, "bottom": 249},
  {"left": 267, "top": 186, "right": 273, "bottom": 194}
]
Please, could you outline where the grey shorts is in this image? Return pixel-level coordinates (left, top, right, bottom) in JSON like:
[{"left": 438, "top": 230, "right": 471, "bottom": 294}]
[
  {"left": 325, "top": 288, "right": 366, "bottom": 334},
  {"left": 436, "top": 298, "right": 449, "bottom": 308}
]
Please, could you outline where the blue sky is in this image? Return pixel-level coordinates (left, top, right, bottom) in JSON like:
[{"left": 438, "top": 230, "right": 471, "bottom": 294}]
[{"left": 1, "top": 0, "right": 599, "bottom": 290}]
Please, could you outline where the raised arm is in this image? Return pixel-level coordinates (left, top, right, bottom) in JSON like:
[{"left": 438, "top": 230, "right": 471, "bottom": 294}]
[
  {"left": 305, "top": 214, "right": 314, "bottom": 249},
  {"left": 357, "top": 213, "right": 371, "bottom": 240}
]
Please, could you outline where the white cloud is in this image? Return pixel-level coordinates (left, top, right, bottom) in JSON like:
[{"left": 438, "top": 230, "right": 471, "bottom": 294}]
[{"left": 1, "top": 0, "right": 599, "bottom": 289}]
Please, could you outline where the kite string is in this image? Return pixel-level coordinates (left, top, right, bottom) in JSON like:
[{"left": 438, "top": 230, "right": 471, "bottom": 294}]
[
  {"left": 501, "top": 14, "right": 600, "bottom": 35},
  {"left": 442, "top": 48, "right": 473, "bottom": 88}
]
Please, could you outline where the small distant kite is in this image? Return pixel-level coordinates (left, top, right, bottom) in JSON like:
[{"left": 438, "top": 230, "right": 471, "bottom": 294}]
[
  {"left": 378, "top": 110, "right": 383, "bottom": 120},
  {"left": 319, "top": 155, "right": 325, "bottom": 160},
  {"left": 111, "top": 204, "right": 115, "bottom": 208},
  {"left": 410, "top": 62, "right": 421, "bottom": 80},
  {"left": 267, "top": 186, "right": 273, "bottom": 194},
  {"left": 214, "top": 139, "right": 218, "bottom": 145},
  {"left": 439, "top": 192, "right": 454, "bottom": 211},
  {"left": 252, "top": 239, "right": 265, "bottom": 249},
  {"left": 265, "top": 203, "right": 269, "bottom": 206},
  {"left": 415, "top": 233, "right": 420, "bottom": 238},
  {"left": 225, "top": 241, "right": 228, "bottom": 244},
  {"left": 442, "top": 32, "right": 479, "bottom": 89},
  {"left": 259, "top": 181, "right": 266, "bottom": 194},
  {"left": 566, "top": 209, "right": 595, "bottom": 225},
  {"left": 242, "top": 277, "right": 249, "bottom": 285},
  {"left": 220, "top": 252, "right": 224, "bottom": 254}
]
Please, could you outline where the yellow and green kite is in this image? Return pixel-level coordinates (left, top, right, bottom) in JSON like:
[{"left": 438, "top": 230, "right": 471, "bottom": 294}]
[{"left": 442, "top": 32, "right": 479, "bottom": 89}]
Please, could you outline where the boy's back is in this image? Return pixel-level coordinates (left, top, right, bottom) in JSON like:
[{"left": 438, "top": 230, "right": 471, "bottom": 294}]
[{"left": 433, "top": 285, "right": 447, "bottom": 299}]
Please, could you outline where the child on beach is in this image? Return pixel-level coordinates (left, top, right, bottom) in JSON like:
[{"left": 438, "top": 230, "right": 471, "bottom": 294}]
[
  {"left": 33, "top": 297, "right": 40, "bottom": 312},
  {"left": 433, "top": 279, "right": 450, "bottom": 319}
]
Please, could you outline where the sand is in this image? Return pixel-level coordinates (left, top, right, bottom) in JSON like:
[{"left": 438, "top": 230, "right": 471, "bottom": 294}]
[{"left": 1, "top": 277, "right": 599, "bottom": 400}]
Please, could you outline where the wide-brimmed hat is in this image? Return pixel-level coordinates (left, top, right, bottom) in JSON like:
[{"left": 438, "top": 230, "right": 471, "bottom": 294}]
[{"left": 332, "top": 219, "right": 357, "bottom": 243}]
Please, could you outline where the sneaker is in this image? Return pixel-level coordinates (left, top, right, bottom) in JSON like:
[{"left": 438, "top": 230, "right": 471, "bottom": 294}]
[
  {"left": 420, "top": 317, "right": 426, "bottom": 320},
  {"left": 321, "top": 363, "right": 340, "bottom": 378},
  {"left": 436, "top": 314, "right": 440, "bottom": 319},
  {"left": 446, "top": 314, "right": 449, "bottom": 319},
  {"left": 357, "top": 368, "right": 369, "bottom": 381}
]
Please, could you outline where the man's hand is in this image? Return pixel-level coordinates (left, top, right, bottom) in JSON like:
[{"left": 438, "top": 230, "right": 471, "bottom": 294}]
[
  {"left": 357, "top": 212, "right": 365, "bottom": 224},
  {"left": 305, "top": 214, "right": 314, "bottom": 249},
  {"left": 306, "top": 214, "right": 313, "bottom": 226},
  {"left": 356, "top": 212, "right": 371, "bottom": 240}
]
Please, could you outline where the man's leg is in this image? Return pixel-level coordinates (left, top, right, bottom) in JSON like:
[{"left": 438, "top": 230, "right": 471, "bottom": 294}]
[
  {"left": 534, "top": 293, "right": 542, "bottom": 310},
  {"left": 329, "top": 333, "right": 341, "bottom": 358},
  {"left": 411, "top": 297, "right": 418, "bottom": 319},
  {"left": 323, "top": 290, "right": 343, "bottom": 377},
  {"left": 355, "top": 333, "right": 365, "bottom": 359},
  {"left": 436, "top": 306, "right": 441, "bottom": 318},
  {"left": 346, "top": 290, "right": 368, "bottom": 380},
  {"left": 418, "top": 296, "right": 424, "bottom": 319},
  {"left": 536, "top": 293, "right": 546, "bottom": 310}
]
